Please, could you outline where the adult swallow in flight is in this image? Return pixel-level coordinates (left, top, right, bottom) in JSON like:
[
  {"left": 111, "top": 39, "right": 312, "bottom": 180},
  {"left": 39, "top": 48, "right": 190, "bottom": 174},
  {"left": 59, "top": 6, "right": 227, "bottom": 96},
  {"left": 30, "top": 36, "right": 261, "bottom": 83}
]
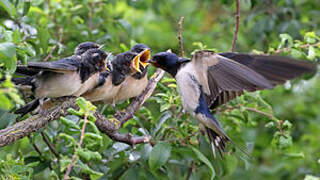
[{"left": 150, "top": 50, "right": 316, "bottom": 157}]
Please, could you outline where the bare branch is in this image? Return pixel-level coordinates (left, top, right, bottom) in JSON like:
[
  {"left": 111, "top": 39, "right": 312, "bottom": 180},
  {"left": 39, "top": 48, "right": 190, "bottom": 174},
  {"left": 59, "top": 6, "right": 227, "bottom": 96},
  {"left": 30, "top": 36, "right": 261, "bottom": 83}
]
[
  {"left": 0, "top": 97, "right": 78, "bottom": 147},
  {"left": 177, "top": 17, "right": 185, "bottom": 57},
  {"left": 0, "top": 69, "right": 165, "bottom": 147},
  {"left": 231, "top": 0, "right": 240, "bottom": 52}
]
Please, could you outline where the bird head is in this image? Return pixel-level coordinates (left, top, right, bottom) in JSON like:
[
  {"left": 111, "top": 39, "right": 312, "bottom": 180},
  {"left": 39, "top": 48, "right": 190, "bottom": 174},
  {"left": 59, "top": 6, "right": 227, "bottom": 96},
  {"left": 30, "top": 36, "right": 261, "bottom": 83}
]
[
  {"left": 112, "top": 51, "right": 144, "bottom": 75},
  {"left": 82, "top": 48, "right": 108, "bottom": 72},
  {"left": 130, "top": 44, "right": 151, "bottom": 71},
  {"left": 150, "top": 52, "right": 190, "bottom": 76},
  {"left": 74, "top": 42, "right": 102, "bottom": 55}
]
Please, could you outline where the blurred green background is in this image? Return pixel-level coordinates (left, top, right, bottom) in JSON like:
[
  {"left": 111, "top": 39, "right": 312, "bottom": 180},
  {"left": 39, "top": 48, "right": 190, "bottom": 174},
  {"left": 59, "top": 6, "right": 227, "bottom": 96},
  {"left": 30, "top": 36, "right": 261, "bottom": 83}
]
[{"left": 0, "top": 0, "right": 319, "bottom": 179}]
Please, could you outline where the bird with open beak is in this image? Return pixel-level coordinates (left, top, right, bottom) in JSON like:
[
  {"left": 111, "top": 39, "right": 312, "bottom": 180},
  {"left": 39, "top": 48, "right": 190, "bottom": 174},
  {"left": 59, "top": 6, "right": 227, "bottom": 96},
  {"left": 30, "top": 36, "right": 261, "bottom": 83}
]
[
  {"left": 82, "top": 44, "right": 151, "bottom": 105},
  {"left": 13, "top": 42, "right": 108, "bottom": 115},
  {"left": 116, "top": 44, "right": 151, "bottom": 102},
  {"left": 150, "top": 50, "right": 316, "bottom": 158}
]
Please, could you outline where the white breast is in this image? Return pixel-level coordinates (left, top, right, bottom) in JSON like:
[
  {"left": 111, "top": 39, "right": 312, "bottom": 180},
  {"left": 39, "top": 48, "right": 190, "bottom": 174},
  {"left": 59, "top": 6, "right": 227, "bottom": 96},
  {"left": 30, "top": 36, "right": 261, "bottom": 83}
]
[
  {"left": 82, "top": 77, "right": 121, "bottom": 103},
  {"left": 175, "top": 64, "right": 201, "bottom": 113},
  {"left": 114, "top": 75, "right": 148, "bottom": 103}
]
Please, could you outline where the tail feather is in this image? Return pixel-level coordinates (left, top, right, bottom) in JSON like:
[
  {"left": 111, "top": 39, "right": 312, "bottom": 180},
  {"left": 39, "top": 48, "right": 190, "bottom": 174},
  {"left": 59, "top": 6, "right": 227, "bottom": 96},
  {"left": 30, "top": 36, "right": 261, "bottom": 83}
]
[
  {"left": 206, "top": 127, "right": 229, "bottom": 158},
  {"left": 15, "top": 65, "right": 40, "bottom": 76},
  {"left": 205, "top": 127, "right": 251, "bottom": 159},
  {"left": 11, "top": 77, "right": 34, "bottom": 86},
  {"left": 15, "top": 99, "right": 40, "bottom": 116}
]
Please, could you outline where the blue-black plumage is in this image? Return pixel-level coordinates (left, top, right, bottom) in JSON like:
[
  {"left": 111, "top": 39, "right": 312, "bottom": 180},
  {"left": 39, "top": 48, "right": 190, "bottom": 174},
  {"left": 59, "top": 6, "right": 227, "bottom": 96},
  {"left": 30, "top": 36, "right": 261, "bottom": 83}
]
[{"left": 150, "top": 50, "right": 316, "bottom": 158}]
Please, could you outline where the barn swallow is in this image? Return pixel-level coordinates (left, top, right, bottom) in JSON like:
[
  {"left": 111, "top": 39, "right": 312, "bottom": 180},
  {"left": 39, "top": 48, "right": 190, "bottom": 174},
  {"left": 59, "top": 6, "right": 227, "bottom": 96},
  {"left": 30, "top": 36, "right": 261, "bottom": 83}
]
[
  {"left": 82, "top": 44, "right": 151, "bottom": 104},
  {"left": 115, "top": 44, "right": 150, "bottom": 103},
  {"left": 14, "top": 47, "right": 108, "bottom": 115},
  {"left": 150, "top": 50, "right": 316, "bottom": 157},
  {"left": 14, "top": 42, "right": 102, "bottom": 76}
]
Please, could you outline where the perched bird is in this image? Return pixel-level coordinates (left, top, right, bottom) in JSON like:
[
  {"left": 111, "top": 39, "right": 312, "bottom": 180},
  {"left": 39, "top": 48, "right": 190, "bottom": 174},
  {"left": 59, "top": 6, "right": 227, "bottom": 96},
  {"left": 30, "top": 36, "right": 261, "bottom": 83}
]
[
  {"left": 82, "top": 44, "right": 151, "bottom": 104},
  {"left": 116, "top": 44, "right": 150, "bottom": 102},
  {"left": 13, "top": 43, "right": 107, "bottom": 115},
  {"left": 150, "top": 50, "right": 316, "bottom": 157},
  {"left": 14, "top": 42, "right": 101, "bottom": 76}
]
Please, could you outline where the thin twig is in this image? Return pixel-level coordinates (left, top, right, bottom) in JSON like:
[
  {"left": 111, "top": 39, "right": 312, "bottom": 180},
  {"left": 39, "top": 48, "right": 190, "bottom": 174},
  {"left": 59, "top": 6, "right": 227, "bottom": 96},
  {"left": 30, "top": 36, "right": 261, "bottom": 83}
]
[
  {"left": 29, "top": 136, "right": 42, "bottom": 156},
  {"left": 43, "top": 28, "right": 63, "bottom": 62},
  {"left": 186, "top": 161, "right": 195, "bottom": 180},
  {"left": 29, "top": 135, "right": 53, "bottom": 171},
  {"left": 41, "top": 131, "right": 61, "bottom": 176},
  {"left": 63, "top": 113, "right": 88, "bottom": 180},
  {"left": 244, "top": 107, "right": 275, "bottom": 119},
  {"left": 177, "top": 17, "right": 185, "bottom": 57},
  {"left": 231, "top": 0, "right": 240, "bottom": 52},
  {"left": 218, "top": 105, "right": 275, "bottom": 120},
  {"left": 273, "top": 42, "right": 320, "bottom": 55},
  {"left": 88, "top": 2, "right": 94, "bottom": 31}
]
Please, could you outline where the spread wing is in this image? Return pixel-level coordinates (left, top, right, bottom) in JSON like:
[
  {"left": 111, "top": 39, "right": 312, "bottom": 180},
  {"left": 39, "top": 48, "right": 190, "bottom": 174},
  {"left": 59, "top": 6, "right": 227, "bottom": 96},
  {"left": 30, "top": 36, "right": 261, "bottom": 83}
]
[
  {"left": 25, "top": 57, "right": 80, "bottom": 73},
  {"left": 219, "top": 52, "right": 317, "bottom": 86},
  {"left": 192, "top": 50, "right": 316, "bottom": 109}
]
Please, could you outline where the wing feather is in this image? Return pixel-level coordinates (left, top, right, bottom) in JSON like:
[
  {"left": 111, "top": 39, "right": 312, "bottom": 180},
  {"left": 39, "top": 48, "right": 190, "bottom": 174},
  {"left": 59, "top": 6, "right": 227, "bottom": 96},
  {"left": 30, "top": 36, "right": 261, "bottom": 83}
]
[
  {"left": 192, "top": 50, "right": 273, "bottom": 109},
  {"left": 26, "top": 57, "right": 79, "bottom": 73},
  {"left": 193, "top": 51, "right": 316, "bottom": 109}
]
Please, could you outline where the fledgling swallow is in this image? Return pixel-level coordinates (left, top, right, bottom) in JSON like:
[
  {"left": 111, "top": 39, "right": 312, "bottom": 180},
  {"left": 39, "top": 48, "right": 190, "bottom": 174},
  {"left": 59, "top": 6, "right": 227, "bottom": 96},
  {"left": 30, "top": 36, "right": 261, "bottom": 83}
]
[
  {"left": 82, "top": 44, "right": 151, "bottom": 104},
  {"left": 14, "top": 43, "right": 107, "bottom": 115},
  {"left": 115, "top": 44, "right": 151, "bottom": 103},
  {"left": 14, "top": 42, "right": 102, "bottom": 76},
  {"left": 150, "top": 50, "right": 316, "bottom": 158}
]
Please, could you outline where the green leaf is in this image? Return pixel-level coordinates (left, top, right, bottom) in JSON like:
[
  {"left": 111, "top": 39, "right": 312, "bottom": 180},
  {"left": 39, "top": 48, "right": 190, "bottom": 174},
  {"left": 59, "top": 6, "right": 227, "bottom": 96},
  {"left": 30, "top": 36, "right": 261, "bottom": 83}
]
[
  {"left": 279, "top": 135, "right": 292, "bottom": 149},
  {"left": 12, "top": 29, "right": 21, "bottom": 44},
  {"left": 60, "top": 117, "right": 80, "bottom": 130},
  {"left": 23, "top": 0, "right": 31, "bottom": 16},
  {"left": 0, "top": 0, "right": 17, "bottom": 17},
  {"left": 191, "top": 147, "right": 215, "bottom": 180},
  {"left": 285, "top": 152, "right": 305, "bottom": 158},
  {"left": 78, "top": 162, "right": 103, "bottom": 180},
  {"left": 77, "top": 149, "right": 102, "bottom": 162},
  {"left": 0, "top": 42, "right": 17, "bottom": 73},
  {"left": 304, "top": 32, "right": 317, "bottom": 44},
  {"left": 0, "top": 93, "right": 12, "bottom": 109},
  {"left": 148, "top": 142, "right": 171, "bottom": 171},
  {"left": 37, "top": 26, "right": 50, "bottom": 54},
  {"left": 68, "top": 108, "right": 84, "bottom": 116},
  {"left": 290, "top": 48, "right": 304, "bottom": 59},
  {"left": 265, "top": 122, "right": 275, "bottom": 128},
  {"left": 307, "top": 46, "right": 316, "bottom": 60}
]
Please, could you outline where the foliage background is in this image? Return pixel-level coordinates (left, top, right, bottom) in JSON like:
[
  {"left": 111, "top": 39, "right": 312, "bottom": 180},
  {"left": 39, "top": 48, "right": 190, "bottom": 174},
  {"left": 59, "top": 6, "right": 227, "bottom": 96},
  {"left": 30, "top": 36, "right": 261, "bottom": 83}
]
[{"left": 0, "top": 0, "right": 319, "bottom": 179}]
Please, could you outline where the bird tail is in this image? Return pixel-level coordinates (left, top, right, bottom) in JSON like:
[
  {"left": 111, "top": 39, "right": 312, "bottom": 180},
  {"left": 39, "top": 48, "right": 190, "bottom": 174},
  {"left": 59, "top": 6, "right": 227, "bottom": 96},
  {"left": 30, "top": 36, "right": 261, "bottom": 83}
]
[
  {"left": 206, "top": 127, "right": 228, "bottom": 158},
  {"left": 206, "top": 127, "right": 251, "bottom": 159},
  {"left": 15, "top": 66, "right": 40, "bottom": 76},
  {"left": 14, "top": 98, "right": 40, "bottom": 116},
  {"left": 11, "top": 77, "right": 34, "bottom": 86}
]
